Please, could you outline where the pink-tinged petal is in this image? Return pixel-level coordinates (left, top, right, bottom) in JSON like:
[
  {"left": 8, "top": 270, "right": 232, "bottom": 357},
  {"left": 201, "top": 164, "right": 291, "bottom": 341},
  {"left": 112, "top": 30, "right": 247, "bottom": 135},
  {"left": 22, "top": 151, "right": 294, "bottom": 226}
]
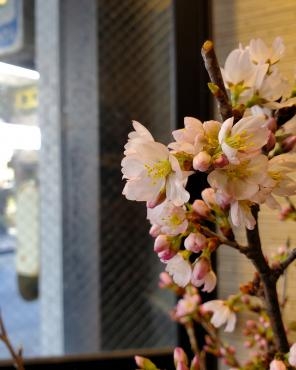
[
  {"left": 211, "top": 305, "right": 230, "bottom": 328},
  {"left": 288, "top": 343, "right": 296, "bottom": 366},
  {"left": 165, "top": 254, "right": 192, "bottom": 287},
  {"left": 123, "top": 176, "right": 164, "bottom": 201},
  {"left": 166, "top": 173, "right": 190, "bottom": 206},
  {"left": 224, "top": 312, "right": 237, "bottom": 332},
  {"left": 269, "top": 359, "right": 287, "bottom": 370},
  {"left": 202, "top": 270, "right": 217, "bottom": 292},
  {"left": 218, "top": 117, "right": 234, "bottom": 144},
  {"left": 131, "top": 120, "right": 154, "bottom": 141},
  {"left": 221, "top": 142, "right": 239, "bottom": 164},
  {"left": 121, "top": 156, "right": 145, "bottom": 178},
  {"left": 230, "top": 201, "right": 256, "bottom": 230}
]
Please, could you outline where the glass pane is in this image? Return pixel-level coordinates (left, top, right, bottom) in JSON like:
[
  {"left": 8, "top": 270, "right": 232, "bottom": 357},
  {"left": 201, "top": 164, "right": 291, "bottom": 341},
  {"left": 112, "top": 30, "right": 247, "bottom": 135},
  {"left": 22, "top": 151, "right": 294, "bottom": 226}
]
[
  {"left": 0, "top": 0, "right": 177, "bottom": 360},
  {"left": 0, "top": 63, "right": 40, "bottom": 357}
]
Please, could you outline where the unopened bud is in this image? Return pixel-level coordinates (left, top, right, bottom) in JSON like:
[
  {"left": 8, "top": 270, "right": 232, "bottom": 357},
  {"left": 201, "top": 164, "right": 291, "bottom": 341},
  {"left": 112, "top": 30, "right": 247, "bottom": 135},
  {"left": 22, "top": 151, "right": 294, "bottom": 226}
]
[
  {"left": 135, "top": 355, "right": 158, "bottom": 370},
  {"left": 174, "top": 347, "right": 188, "bottom": 367},
  {"left": 192, "top": 199, "right": 211, "bottom": 218},
  {"left": 190, "top": 355, "right": 200, "bottom": 370},
  {"left": 149, "top": 224, "right": 161, "bottom": 237},
  {"left": 282, "top": 135, "right": 296, "bottom": 152},
  {"left": 154, "top": 235, "right": 170, "bottom": 253},
  {"left": 213, "top": 154, "right": 229, "bottom": 168},
  {"left": 192, "top": 257, "right": 210, "bottom": 280},
  {"left": 201, "top": 188, "right": 217, "bottom": 209},
  {"left": 193, "top": 151, "right": 211, "bottom": 172},
  {"left": 184, "top": 232, "right": 207, "bottom": 253},
  {"left": 264, "top": 132, "right": 276, "bottom": 152}
]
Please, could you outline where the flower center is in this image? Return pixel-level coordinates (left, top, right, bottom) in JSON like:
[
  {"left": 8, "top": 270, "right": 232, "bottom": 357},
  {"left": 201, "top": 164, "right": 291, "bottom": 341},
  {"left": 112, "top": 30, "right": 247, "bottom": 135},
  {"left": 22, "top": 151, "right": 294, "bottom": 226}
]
[
  {"left": 145, "top": 160, "right": 172, "bottom": 181},
  {"left": 225, "top": 130, "right": 253, "bottom": 150},
  {"left": 226, "top": 160, "right": 251, "bottom": 179},
  {"left": 168, "top": 214, "right": 183, "bottom": 226}
]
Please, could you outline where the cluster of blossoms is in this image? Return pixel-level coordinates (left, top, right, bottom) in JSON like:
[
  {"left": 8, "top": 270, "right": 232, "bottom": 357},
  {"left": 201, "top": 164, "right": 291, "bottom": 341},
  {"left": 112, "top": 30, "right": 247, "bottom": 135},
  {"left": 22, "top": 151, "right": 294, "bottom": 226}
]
[{"left": 122, "top": 37, "right": 296, "bottom": 370}]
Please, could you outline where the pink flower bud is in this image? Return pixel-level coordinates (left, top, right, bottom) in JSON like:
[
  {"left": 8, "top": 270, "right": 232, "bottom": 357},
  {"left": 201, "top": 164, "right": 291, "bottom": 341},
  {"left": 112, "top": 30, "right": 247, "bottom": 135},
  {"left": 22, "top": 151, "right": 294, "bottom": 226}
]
[
  {"left": 154, "top": 235, "right": 170, "bottom": 253},
  {"left": 269, "top": 359, "right": 286, "bottom": 370},
  {"left": 192, "top": 199, "right": 211, "bottom": 218},
  {"left": 174, "top": 347, "right": 188, "bottom": 366},
  {"left": 149, "top": 224, "right": 161, "bottom": 237},
  {"left": 201, "top": 188, "right": 217, "bottom": 209},
  {"left": 190, "top": 355, "right": 200, "bottom": 370},
  {"left": 289, "top": 343, "right": 296, "bottom": 366},
  {"left": 193, "top": 151, "right": 211, "bottom": 172},
  {"left": 213, "top": 154, "right": 229, "bottom": 168},
  {"left": 159, "top": 272, "right": 173, "bottom": 288},
  {"left": 282, "top": 135, "right": 296, "bottom": 152},
  {"left": 158, "top": 249, "right": 176, "bottom": 262},
  {"left": 264, "top": 132, "right": 276, "bottom": 152},
  {"left": 184, "top": 232, "right": 207, "bottom": 253},
  {"left": 177, "top": 363, "right": 189, "bottom": 370},
  {"left": 192, "top": 257, "right": 210, "bottom": 280},
  {"left": 266, "top": 117, "right": 277, "bottom": 132}
]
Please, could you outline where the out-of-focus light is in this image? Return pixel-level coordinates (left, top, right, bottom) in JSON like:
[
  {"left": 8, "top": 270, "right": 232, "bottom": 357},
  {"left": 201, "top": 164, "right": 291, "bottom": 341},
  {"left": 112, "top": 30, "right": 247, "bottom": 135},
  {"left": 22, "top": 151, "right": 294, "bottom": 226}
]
[
  {"left": 0, "top": 62, "right": 39, "bottom": 81},
  {"left": 0, "top": 123, "right": 41, "bottom": 150}
]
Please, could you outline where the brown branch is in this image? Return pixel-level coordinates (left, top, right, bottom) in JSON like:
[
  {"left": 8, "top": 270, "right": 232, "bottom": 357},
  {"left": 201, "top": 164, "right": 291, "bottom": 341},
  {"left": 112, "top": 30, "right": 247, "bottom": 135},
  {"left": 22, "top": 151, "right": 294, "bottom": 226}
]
[
  {"left": 273, "top": 248, "right": 296, "bottom": 282},
  {"left": 244, "top": 205, "right": 289, "bottom": 354},
  {"left": 0, "top": 313, "right": 25, "bottom": 370},
  {"left": 201, "top": 40, "right": 233, "bottom": 121}
]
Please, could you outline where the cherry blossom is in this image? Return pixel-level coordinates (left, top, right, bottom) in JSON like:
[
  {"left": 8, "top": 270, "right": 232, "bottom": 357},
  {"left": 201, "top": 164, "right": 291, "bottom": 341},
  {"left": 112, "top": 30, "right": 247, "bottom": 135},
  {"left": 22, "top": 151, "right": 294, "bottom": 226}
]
[
  {"left": 208, "top": 154, "right": 269, "bottom": 201},
  {"left": 218, "top": 116, "right": 269, "bottom": 164},
  {"left": 202, "top": 299, "right": 237, "bottom": 332},
  {"left": 248, "top": 37, "right": 285, "bottom": 65},
  {"left": 269, "top": 359, "right": 287, "bottom": 370},
  {"left": 122, "top": 121, "right": 191, "bottom": 206},
  {"left": 147, "top": 200, "right": 188, "bottom": 236},
  {"left": 191, "top": 268, "right": 217, "bottom": 293},
  {"left": 165, "top": 254, "right": 192, "bottom": 287}
]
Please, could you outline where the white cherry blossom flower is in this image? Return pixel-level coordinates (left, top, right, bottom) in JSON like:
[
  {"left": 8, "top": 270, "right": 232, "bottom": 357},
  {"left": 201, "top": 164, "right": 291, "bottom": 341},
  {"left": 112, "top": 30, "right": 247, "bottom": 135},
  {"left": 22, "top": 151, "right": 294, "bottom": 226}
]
[
  {"left": 169, "top": 117, "right": 205, "bottom": 155},
  {"left": 257, "top": 67, "right": 289, "bottom": 103},
  {"left": 218, "top": 116, "right": 269, "bottom": 164},
  {"left": 221, "top": 48, "right": 268, "bottom": 104},
  {"left": 267, "top": 153, "right": 296, "bottom": 197},
  {"left": 124, "top": 120, "right": 154, "bottom": 155},
  {"left": 147, "top": 200, "right": 188, "bottom": 236},
  {"left": 122, "top": 122, "right": 191, "bottom": 206},
  {"left": 202, "top": 299, "right": 237, "bottom": 332},
  {"left": 208, "top": 155, "right": 269, "bottom": 201},
  {"left": 165, "top": 254, "right": 192, "bottom": 287},
  {"left": 248, "top": 37, "right": 285, "bottom": 65},
  {"left": 169, "top": 117, "right": 221, "bottom": 159}
]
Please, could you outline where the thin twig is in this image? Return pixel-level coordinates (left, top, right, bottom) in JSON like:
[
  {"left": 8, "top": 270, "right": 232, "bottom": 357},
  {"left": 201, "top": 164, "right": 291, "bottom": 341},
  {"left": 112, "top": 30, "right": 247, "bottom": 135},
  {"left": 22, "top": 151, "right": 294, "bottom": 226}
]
[
  {"left": 200, "top": 225, "right": 246, "bottom": 251},
  {"left": 0, "top": 313, "right": 25, "bottom": 370},
  {"left": 273, "top": 248, "right": 296, "bottom": 282},
  {"left": 201, "top": 40, "right": 233, "bottom": 121}
]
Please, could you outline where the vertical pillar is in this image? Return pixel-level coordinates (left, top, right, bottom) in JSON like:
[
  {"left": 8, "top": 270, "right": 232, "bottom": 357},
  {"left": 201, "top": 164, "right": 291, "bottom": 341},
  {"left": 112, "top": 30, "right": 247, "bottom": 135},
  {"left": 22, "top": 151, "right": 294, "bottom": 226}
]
[{"left": 36, "top": 0, "right": 100, "bottom": 355}]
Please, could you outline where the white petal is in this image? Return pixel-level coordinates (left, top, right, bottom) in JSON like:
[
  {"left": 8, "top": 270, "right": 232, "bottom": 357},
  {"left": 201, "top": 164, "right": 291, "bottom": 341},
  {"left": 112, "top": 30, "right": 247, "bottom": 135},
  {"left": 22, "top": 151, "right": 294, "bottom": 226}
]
[{"left": 224, "top": 312, "right": 237, "bottom": 332}]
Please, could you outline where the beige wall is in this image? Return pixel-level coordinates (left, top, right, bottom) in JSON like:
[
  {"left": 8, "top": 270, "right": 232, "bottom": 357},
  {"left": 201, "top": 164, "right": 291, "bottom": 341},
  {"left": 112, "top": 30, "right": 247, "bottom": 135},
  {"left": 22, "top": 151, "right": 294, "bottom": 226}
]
[{"left": 212, "top": 1, "right": 296, "bottom": 368}]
